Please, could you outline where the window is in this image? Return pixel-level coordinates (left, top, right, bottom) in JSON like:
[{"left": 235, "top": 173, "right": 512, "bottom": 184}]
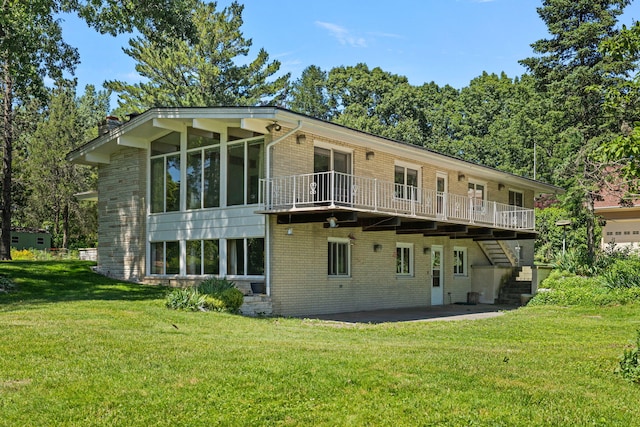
[
  {"left": 11, "top": 236, "right": 18, "bottom": 244},
  {"left": 468, "top": 181, "right": 485, "bottom": 210},
  {"left": 396, "top": 243, "right": 414, "bottom": 276},
  {"left": 509, "top": 190, "right": 524, "bottom": 208},
  {"left": 150, "top": 132, "right": 181, "bottom": 213},
  {"left": 453, "top": 247, "right": 467, "bottom": 276},
  {"left": 395, "top": 165, "right": 419, "bottom": 200},
  {"left": 227, "top": 238, "right": 264, "bottom": 276},
  {"left": 150, "top": 241, "right": 179, "bottom": 275},
  {"left": 634, "top": 231, "right": 639, "bottom": 235},
  {"left": 328, "top": 238, "right": 350, "bottom": 277},
  {"left": 227, "top": 138, "right": 264, "bottom": 206},
  {"left": 186, "top": 239, "right": 219, "bottom": 275},
  {"left": 186, "top": 127, "right": 221, "bottom": 210},
  {"left": 36, "top": 237, "right": 45, "bottom": 246}
]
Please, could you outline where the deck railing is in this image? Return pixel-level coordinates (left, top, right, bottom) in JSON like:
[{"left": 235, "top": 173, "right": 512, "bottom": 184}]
[{"left": 260, "top": 171, "right": 535, "bottom": 231}]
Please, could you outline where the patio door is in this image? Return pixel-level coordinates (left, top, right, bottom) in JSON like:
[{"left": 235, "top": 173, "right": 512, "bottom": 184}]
[
  {"left": 314, "top": 147, "right": 352, "bottom": 205},
  {"left": 436, "top": 172, "right": 447, "bottom": 218},
  {"left": 431, "top": 245, "right": 444, "bottom": 305}
]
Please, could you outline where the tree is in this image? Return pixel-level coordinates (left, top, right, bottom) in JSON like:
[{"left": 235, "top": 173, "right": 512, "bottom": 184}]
[
  {"left": 288, "top": 65, "right": 332, "bottom": 120},
  {"left": 519, "top": 0, "right": 637, "bottom": 263},
  {"left": 0, "top": 0, "right": 197, "bottom": 260},
  {"left": 23, "top": 83, "right": 108, "bottom": 248},
  {"left": 106, "top": 1, "right": 289, "bottom": 113}
]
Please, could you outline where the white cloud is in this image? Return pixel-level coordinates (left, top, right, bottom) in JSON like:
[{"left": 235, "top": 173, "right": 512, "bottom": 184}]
[{"left": 315, "top": 21, "right": 367, "bottom": 48}]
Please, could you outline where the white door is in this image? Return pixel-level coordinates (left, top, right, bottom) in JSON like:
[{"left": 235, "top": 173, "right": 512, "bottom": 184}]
[{"left": 431, "top": 245, "right": 444, "bottom": 305}]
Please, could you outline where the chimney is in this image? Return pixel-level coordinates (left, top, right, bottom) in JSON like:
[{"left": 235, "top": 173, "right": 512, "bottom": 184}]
[{"left": 98, "top": 116, "right": 122, "bottom": 135}]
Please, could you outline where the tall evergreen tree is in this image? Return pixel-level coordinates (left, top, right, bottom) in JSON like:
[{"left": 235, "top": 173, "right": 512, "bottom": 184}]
[
  {"left": 106, "top": 1, "right": 289, "bottom": 113},
  {"left": 520, "top": 0, "right": 637, "bottom": 262},
  {"left": 288, "top": 65, "right": 331, "bottom": 120},
  {"left": 0, "top": 0, "right": 197, "bottom": 259}
]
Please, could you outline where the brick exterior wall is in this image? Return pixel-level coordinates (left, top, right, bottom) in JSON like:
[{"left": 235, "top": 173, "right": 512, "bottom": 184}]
[{"left": 96, "top": 147, "right": 147, "bottom": 281}]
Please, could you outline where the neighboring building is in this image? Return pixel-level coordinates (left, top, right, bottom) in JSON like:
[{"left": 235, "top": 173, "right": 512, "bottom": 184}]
[
  {"left": 67, "top": 107, "right": 562, "bottom": 316},
  {"left": 10, "top": 227, "right": 51, "bottom": 251},
  {"left": 595, "top": 186, "right": 640, "bottom": 252}
]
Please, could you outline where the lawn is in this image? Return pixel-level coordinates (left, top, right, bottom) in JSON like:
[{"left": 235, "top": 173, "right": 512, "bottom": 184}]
[{"left": 1, "top": 261, "right": 639, "bottom": 426}]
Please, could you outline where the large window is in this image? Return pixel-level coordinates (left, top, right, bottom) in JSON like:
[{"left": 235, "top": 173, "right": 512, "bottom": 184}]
[
  {"left": 396, "top": 243, "right": 414, "bottom": 276},
  {"left": 468, "top": 181, "right": 486, "bottom": 211},
  {"left": 509, "top": 190, "right": 524, "bottom": 208},
  {"left": 186, "top": 127, "right": 221, "bottom": 210},
  {"left": 151, "top": 241, "right": 180, "bottom": 275},
  {"left": 453, "top": 247, "right": 467, "bottom": 276},
  {"left": 150, "top": 132, "right": 181, "bottom": 213},
  {"left": 394, "top": 165, "right": 419, "bottom": 200},
  {"left": 328, "top": 238, "right": 350, "bottom": 277},
  {"left": 227, "top": 238, "right": 264, "bottom": 276},
  {"left": 186, "top": 239, "right": 219, "bottom": 275},
  {"left": 227, "top": 138, "right": 264, "bottom": 206}
]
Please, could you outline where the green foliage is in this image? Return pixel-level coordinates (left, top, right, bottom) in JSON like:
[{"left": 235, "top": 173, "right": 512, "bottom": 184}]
[
  {"left": 166, "top": 277, "right": 243, "bottom": 313},
  {"left": 197, "top": 277, "right": 236, "bottom": 294},
  {"left": 617, "top": 330, "right": 640, "bottom": 384},
  {"left": 534, "top": 206, "right": 589, "bottom": 264},
  {"left": 0, "top": 275, "right": 16, "bottom": 292},
  {"left": 165, "top": 287, "right": 208, "bottom": 311},
  {"left": 600, "top": 258, "right": 640, "bottom": 288},
  {"left": 530, "top": 269, "right": 640, "bottom": 307},
  {"left": 106, "top": 1, "right": 288, "bottom": 114}
]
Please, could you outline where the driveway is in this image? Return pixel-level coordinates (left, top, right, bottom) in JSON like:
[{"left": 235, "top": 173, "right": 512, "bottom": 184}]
[{"left": 307, "top": 304, "right": 517, "bottom": 324}]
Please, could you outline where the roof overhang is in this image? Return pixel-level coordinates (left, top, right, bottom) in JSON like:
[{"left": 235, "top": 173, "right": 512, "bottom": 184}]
[{"left": 67, "top": 106, "right": 563, "bottom": 196}]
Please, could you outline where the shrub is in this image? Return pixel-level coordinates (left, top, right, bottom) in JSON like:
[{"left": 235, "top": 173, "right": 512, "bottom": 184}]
[
  {"left": 600, "top": 258, "right": 640, "bottom": 289},
  {"left": 617, "top": 330, "right": 640, "bottom": 384},
  {"left": 219, "top": 287, "right": 244, "bottom": 313},
  {"left": 197, "top": 277, "right": 235, "bottom": 294},
  {"left": 529, "top": 269, "right": 640, "bottom": 307},
  {"left": 166, "top": 277, "right": 244, "bottom": 313},
  {"left": 165, "top": 288, "right": 208, "bottom": 311},
  {"left": 0, "top": 275, "right": 16, "bottom": 292},
  {"left": 10, "top": 249, "right": 35, "bottom": 260}
]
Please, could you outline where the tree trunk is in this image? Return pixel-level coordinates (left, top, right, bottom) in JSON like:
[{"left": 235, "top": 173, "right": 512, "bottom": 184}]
[
  {"left": 62, "top": 203, "right": 69, "bottom": 249},
  {"left": 1, "top": 65, "right": 13, "bottom": 260},
  {"left": 585, "top": 193, "right": 597, "bottom": 264}
]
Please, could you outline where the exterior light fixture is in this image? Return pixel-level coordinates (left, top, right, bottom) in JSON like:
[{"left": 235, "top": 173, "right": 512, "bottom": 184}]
[
  {"left": 287, "top": 228, "right": 293, "bottom": 235},
  {"left": 327, "top": 216, "right": 338, "bottom": 228},
  {"left": 296, "top": 134, "right": 306, "bottom": 144},
  {"left": 366, "top": 151, "right": 375, "bottom": 160},
  {"left": 373, "top": 244, "right": 382, "bottom": 252},
  {"left": 458, "top": 172, "right": 466, "bottom": 182}
]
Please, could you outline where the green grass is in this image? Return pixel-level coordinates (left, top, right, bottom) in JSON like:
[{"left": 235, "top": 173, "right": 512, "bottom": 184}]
[{"left": 1, "top": 261, "right": 639, "bottom": 426}]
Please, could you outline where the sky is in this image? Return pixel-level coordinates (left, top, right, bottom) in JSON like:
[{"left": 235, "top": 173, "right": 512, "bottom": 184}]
[{"left": 59, "top": 0, "right": 640, "bottom": 110}]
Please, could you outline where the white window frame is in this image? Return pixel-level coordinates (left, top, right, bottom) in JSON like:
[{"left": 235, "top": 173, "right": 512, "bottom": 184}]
[
  {"left": 394, "top": 160, "right": 421, "bottom": 201},
  {"left": 396, "top": 242, "right": 414, "bottom": 277},
  {"left": 467, "top": 180, "right": 487, "bottom": 211},
  {"left": 508, "top": 189, "right": 524, "bottom": 208},
  {"left": 328, "top": 237, "right": 351, "bottom": 277},
  {"left": 453, "top": 246, "right": 467, "bottom": 276}
]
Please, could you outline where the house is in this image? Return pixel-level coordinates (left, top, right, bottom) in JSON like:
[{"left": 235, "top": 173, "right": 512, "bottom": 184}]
[
  {"left": 10, "top": 227, "right": 51, "bottom": 251},
  {"left": 67, "top": 107, "right": 562, "bottom": 316},
  {"left": 595, "top": 186, "right": 640, "bottom": 252}
]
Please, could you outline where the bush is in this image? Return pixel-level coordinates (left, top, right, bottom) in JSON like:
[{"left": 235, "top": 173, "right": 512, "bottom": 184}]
[
  {"left": 529, "top": 269, "right": 640, "bottom": 307},
  {"left": 165, "top": 288, "right": 208, "bottom": 311},
  {"left": 166, "top": 277, "right": 244, "bottom": 313},
  {"left": 197, "top": 277, "right": 235, "bottom": 294},
  {"left": 617, "top": 330, "right": 640, "bottom": 384},
  {"left": 600, "top": 258, "right": 640, "bottom": 289}
]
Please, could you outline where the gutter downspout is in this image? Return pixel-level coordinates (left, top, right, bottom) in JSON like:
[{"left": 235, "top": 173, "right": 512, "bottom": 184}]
[{"left": 264, "top": 121, "right": 303, "bottom": 296}]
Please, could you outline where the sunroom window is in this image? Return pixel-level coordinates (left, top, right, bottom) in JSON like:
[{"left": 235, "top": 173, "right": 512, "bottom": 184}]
[
  {"left": 227, "top": 138, "right": 264, "bottom": 206},
  {"left": 150, "top": 132, "right": 181, "bottom": 213},
  {"left": 186, "top": 127, "right": 221, "bottom": 210}
]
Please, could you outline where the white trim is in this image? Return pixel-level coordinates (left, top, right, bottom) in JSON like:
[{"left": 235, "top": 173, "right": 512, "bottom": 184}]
[
  {"left": 328, "top": 237, "right": 351, "bottom": 277},
  {"left": 453, "top": 246, "right": 468, "bottom": 277},
  {"left": 395, "top": 242, "right": 414, "bottom": 277}
]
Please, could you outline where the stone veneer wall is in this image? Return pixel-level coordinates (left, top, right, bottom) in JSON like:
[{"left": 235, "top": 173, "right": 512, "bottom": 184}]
[{"left": 96, "top": 146, "right": 147, "bottom": 281}]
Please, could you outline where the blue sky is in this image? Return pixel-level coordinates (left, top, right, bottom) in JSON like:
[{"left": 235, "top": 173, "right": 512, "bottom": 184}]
[{"left": 59, "top": 0, "right": 640, "bottom": 109}]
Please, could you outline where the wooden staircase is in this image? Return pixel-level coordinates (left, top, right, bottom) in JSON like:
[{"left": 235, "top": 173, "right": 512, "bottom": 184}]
[
  {"left": 478, "top": 240, "right": 518, "bottom": 266},
  {"left": 497, "top": 266, "right": 533, "bottom": 305}
]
